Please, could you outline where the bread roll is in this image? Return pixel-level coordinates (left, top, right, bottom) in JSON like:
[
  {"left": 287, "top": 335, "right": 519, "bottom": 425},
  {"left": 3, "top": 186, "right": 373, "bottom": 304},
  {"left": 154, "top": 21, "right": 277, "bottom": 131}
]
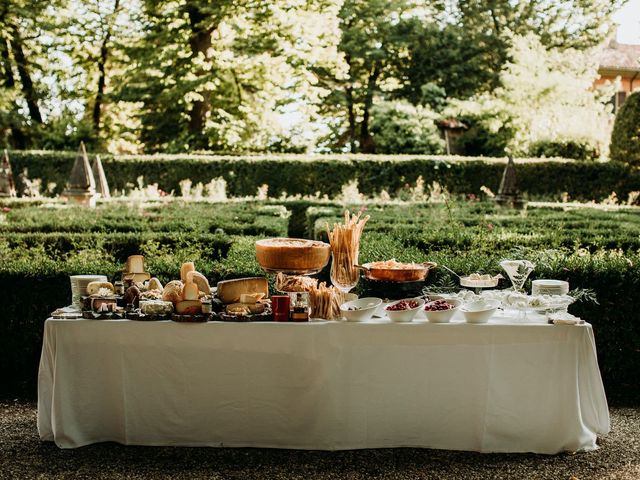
[
  {"left": 187, "top": 271, "right": 211, "bottom": 295},
  {"left": 162, "top": 280, "right": 184, "bottom": 304},
  {"left": 180, "top": 262, "right": 195, "bottom": 283}
]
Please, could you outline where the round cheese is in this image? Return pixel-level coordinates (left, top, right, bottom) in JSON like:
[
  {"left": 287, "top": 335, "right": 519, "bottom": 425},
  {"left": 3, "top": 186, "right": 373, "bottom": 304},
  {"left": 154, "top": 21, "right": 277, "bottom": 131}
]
[{"left": 255, "top": 238, "right": 330, "bottom": 273}]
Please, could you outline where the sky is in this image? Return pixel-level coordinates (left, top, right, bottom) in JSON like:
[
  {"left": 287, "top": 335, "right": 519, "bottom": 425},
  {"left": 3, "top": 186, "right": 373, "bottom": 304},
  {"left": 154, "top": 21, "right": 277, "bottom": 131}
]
[{"left": 614, "top": 0, "right": 640, "bottom": 44}]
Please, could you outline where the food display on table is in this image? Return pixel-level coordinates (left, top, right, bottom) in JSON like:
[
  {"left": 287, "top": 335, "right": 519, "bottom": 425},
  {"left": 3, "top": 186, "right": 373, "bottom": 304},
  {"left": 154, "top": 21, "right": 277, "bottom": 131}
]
[
  {"left": 255, "top": 238, "right": 330, "bottom": 274},
  {"left": 58, "top": 208, "right": 578, "bottom": 326},
  {"left": 359, "top": 259, "right": 437, "bottom": 283},
  {"left": 327, "top": 210, "right": 369, "bottom": 292}
]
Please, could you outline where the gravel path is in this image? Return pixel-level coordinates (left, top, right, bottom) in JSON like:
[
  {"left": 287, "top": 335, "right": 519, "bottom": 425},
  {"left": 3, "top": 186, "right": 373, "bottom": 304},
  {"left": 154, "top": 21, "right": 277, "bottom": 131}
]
[{"left": 1, "top": 401, "right": 638, "bottom": 480}]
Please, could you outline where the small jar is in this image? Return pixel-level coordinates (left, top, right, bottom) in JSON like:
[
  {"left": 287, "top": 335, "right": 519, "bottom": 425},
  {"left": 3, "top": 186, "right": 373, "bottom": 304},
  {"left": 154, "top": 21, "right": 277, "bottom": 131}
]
[
  {"left": 290, "top": 292, "right": 309, "bottom": 322},
  {"left": 114, "top": 281, "right": 125, "bottom": 295}
]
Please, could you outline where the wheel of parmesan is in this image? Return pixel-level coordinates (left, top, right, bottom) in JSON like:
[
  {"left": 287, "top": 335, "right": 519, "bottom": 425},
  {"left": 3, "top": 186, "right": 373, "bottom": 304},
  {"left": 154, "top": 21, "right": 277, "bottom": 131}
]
[{"left": 255, "top": 238, "right": 331, "bottom": 274}]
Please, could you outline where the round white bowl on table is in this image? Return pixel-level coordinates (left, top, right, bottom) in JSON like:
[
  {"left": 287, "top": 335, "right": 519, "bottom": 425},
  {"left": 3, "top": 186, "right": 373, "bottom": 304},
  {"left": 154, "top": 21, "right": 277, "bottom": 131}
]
[
  {"left": 424, "top": 298, "right": 462, "bottom": 323},
  {"left": 340, "top": 297, "right": 382, "bottom": 322},
  {"left": 385, "top": 298, "right": 425, "bottom": 323},
  {"left": 461, "top": 299, "right": 500, "bottom": 324}
]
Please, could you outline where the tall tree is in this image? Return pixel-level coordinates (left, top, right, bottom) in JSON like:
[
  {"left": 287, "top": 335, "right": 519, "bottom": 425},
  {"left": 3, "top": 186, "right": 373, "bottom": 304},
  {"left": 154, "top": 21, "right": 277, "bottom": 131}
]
[
  {"left": 117, "top": 0, "right": 341, "bottom": 153},
  {"left": 0, "top": 0, "right": 53, "bottom": 147},
  {"left": 398, "top": 0, "right": 625, "bottom": 103},
  {"left": 317, "top": 0, "right": 445, "bottom": 153}
]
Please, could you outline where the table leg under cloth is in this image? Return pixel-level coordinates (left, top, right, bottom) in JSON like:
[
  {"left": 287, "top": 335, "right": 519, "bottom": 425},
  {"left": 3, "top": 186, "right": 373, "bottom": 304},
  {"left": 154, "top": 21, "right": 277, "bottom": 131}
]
[{"left": 37, "top": 319, "right": 609, "bottom": 452}]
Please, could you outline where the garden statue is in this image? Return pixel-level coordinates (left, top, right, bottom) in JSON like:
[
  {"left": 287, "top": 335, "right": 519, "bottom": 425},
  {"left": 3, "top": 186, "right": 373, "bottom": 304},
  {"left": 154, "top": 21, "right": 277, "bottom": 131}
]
[
  {"left": 92, "top": 154, "right": 111, "bottom": 199},
  {"left": 0, "top": 150, "right": 16, "bottom": 197},
  {"left": 495, "top": 156, "right": 527, "bottom": 209},
  {"left": 62, "top": 142, "right": 97, "bottom": 206}
]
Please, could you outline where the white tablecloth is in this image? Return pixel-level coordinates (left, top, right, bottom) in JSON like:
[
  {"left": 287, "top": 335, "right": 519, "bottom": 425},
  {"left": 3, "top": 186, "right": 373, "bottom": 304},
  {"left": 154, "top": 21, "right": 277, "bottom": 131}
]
[{"left": 38, "top": 315, "right": 609, "bottom": 452}]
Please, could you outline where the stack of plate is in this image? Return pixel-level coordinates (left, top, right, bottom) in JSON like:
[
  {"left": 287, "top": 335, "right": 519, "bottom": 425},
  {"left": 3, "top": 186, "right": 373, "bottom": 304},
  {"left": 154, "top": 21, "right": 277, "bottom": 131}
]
[
  {"left": 532, "top": 279, "right": 569, "bottom": 296},
  {"left": 69, "top": 275, "right": 108, "bottom": 307}
]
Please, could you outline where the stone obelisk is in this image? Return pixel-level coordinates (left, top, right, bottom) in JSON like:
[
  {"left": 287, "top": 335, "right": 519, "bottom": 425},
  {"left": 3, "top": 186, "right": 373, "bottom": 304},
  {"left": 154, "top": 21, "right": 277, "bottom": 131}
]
[
  {"left": 92, "top": 154, "right": 111, "bottom": 199},
  {"left": 495, "top": 156, "right": 527, "bottom": 209},
  {"left": 62, "top": 142, "right": 97, "bottom": 206}
]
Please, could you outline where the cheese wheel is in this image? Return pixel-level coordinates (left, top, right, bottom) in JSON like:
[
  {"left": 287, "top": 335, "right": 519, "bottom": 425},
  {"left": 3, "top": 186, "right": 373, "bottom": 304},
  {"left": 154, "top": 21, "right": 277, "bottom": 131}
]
[
  {"left": 180, "top": 262, "right": 195, "bottom": 283},
  {"left": 176, "top": 300, "right": 202, "bottom": 315},
  {"left": 126, "top": 255, "right": 145, "bottom": 274},
  {"left": 217, "top": 277, "right": 268, "bottom": 304},
  {"left": 187, "top": 271, "right": 211, "bottom": 295},
  {"left": 86, "top": 281, "right": 114, "bottom": 296},
  {"left": 162, "top": 280, "right": 184, "bottom": 304},
  {"left": 182, "top": 281, "right": 199, "bottom": 301},
  {"left": 255, "top": 238, "right": 330, "bottom": 273}
]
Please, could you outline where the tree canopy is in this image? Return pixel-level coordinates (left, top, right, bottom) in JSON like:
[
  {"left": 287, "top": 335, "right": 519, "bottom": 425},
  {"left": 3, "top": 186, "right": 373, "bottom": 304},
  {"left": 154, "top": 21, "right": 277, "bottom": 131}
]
[{"left": 0, "top": 0, "right": 625, "bottom": 154}]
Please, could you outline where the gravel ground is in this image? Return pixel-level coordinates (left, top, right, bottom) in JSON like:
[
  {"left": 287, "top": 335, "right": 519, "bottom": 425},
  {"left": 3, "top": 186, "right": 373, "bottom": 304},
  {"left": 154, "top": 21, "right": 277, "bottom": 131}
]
[{"left": 1, "top": 401, "right": 638, "bottom": 480}]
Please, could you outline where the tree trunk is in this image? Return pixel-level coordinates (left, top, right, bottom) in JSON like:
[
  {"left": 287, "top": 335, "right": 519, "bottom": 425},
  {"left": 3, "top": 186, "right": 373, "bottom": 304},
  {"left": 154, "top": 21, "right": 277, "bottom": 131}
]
[
  {"left": 186, "top": 6, "right": 214, "bottom": 143},
  {"left": 360, "top": 61, "right": 381, "bottom": 154},
  {"left": 92, "top": 0, "right": 120, "bottom": 136},
  {"left": 0, "top": 37, "right": 26, "bottom": 148},
  {"left": 10, "top": 27, "right": 42, "bottom": 124},
  {"left": 344, "top": 54, "right": 357, "bottom": 153}
]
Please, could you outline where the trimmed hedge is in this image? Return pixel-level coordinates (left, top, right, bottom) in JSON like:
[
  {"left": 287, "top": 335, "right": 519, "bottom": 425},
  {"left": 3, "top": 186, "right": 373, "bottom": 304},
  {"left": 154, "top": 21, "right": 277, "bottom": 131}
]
[
  {"left": 309, "top": 203, "right": 640, "bottom": 252},
  {"left": 0, "top": 202, "right": 290, "bottom": 237},
  {"left": 7, "top": 150, "right": 640, "bottom": 202}
]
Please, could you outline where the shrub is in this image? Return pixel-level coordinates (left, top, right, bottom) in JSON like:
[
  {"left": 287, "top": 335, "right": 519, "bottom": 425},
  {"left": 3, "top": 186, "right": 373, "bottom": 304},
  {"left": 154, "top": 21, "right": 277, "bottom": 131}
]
[
  {"left": 610, "top": 91, "right": 640, "bottom": 168},
  {"left": 528, "top": 139, "right": 599, "bottom": 161},
  {"left": 369, "top": 100, "right": 445, "bottom": 154}
]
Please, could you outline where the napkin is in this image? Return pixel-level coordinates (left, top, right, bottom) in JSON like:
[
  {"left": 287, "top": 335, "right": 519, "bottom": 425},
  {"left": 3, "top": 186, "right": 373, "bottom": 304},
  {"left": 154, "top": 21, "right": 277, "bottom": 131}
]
[{"left": 547, "top": 312, "right": 584, "bottom": 325}]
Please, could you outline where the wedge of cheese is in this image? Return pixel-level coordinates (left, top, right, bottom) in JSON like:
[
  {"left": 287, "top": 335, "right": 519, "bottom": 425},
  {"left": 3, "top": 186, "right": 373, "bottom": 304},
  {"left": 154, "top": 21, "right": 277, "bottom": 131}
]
[
  {"left": 187, "top": 271, "right": 211, "bottom": 295},
  {"left": 126, "top": 255, "right": 145, "bottom": 274},
  {"left": 182, "top": 281, "right": 199, "bottom": 301},
  {"left": 217, "top": 277, "right": 268, "bottom": 304},
  {"left": 240, "top": 293, "right": 266, "bottom": 304},
  {"left": 180, "top": 262, "right": 195, "bottom": 283}
]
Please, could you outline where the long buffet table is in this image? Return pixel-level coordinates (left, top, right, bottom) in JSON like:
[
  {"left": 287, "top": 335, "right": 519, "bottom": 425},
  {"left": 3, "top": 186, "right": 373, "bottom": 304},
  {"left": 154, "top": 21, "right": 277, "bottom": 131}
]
[{"left": 38, "top": 315, "right": 609, "bottom": 453}]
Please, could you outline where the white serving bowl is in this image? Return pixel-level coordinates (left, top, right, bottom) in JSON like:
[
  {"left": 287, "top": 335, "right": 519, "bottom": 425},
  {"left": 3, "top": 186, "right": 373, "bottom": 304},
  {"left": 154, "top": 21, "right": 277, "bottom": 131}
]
[
  {"left": 340, "top": 297, "right": 382, "bottom": 322},
  {"left": 461, "top": 299, "right": 500, "bottom": 324},
  {"left": 385, "top": 298, "right": 425, "bottom": 323},
  {"left": 424, "top": 298, "right": 462, "bottom": 323}
]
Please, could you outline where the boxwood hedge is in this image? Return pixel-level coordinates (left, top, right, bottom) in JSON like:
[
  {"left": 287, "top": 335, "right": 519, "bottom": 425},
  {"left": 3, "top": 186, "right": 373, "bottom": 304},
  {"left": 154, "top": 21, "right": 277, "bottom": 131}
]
[{"left": 7, "top": 150, "right": 640, "bottom": 202}]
